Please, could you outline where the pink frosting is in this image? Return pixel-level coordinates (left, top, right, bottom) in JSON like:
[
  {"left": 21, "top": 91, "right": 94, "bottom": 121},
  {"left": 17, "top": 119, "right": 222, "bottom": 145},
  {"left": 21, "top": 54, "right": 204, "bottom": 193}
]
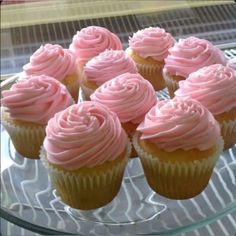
[
  {"left": 128, "top": 27, "right": 175, "bottom": 61},
  {"left": 23, "top": 44, "right": 78, "bottom": 82},
  {"left": 84, "top": 49, "right": 138, "bottom": 86},
  {"left": 90, "top": 73, "right": 157, "bottom": 124},
  {"left": 137, "top": 98, "right": 221, "bottom": 151},
  {"left": 163, "top": 37, "right": 227, "bottom": 78},
  {"left": 175, "top": 64, "right": 236, "bottom": 115},
  {"left": 1, "top": 75, "right": 74, "bottom": 125},
  {"left": 43, "top": 102, "right": 128, "bottom": 170},
  {"left": 227, "top": 58, "right": 236, "bottom": 71},
  {"left": 69, "top": 26, "right": 122, "bottom": 65}
]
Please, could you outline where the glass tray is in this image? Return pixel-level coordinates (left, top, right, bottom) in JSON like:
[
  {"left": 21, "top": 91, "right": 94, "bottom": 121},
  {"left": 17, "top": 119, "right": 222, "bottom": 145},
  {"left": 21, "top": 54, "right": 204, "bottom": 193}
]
[
  {"left": 1, "top": 87, "right": 236, "bottom": 235},
  {"left": 1, "top": 47, "right": 236, "bottom": 235}
]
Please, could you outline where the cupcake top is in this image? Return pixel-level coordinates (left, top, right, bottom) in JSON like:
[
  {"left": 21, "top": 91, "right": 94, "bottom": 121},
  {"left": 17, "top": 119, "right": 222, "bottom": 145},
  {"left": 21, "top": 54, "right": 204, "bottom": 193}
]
[
  {"left": 69, "top": 26, "right": 122, "bottom": 65},
  {"left": 43, "top": 102, "right": 128, "bottom": 170},
  {"left": 23, "top": 44, "right": 78, "bottom": 82},
  {"left": 90, "top": 72, "right": 157, "bottom": 124},
  {"left": 1, "top": 75, "right": 74, "bottom": 125},
  {"left": 137, "top": 98, "right": 221, "bottom": 151},
  {"left": 227, "top": 58, "right": 236, "bottom": 71},
  {"left": 128, "top": 26, "right": 175, "bottom": 61},
  {"left": 175, "top": 64, "right": 236, "bottom": 115},
  {"left": 84, "top": 49, "right": 138, "bottom": 86},
  {"left": 163, "top": 36, "right": 227, "bottom": 78}
]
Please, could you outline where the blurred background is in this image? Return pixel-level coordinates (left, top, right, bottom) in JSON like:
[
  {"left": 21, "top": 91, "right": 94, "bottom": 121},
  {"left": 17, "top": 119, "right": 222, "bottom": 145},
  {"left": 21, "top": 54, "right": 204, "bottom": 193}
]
[{"left": 1, "top": 0, "right": 236, "bottom": 76}]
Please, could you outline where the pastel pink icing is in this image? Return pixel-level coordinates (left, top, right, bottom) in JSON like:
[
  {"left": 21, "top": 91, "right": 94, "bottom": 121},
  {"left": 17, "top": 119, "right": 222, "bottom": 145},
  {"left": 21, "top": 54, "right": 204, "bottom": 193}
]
[
  {"left": 69, "top": 26, "right": 122, "bottom": 65},
  {"left": 90, "top": 73, "right": 157, "bottom": 124},
  {"left": 84, "top": 49, "right": 138, "bottom": 86},
  {"left": 137, "top": 98, "right": 221, "bottom": 151},
  {"left": 23, "top": 44, "right": 78, "bottom": 82},
  {"left": 128, "top": 27, "right": 175, "bottom": 61},
  {"left": 43, "top": 102, "right": 128, "bottom": 170},
  {"left": 1, "top": 75, "right": 74, "bottom": 125},
  {"left": 163, "top": 37, "right": 227, "bottom": 78},
  {"left": 227, "top": 58, "right": 236, "bottom": 71},
  {"left": 175, "top": 64, "right": 236, "bottom": 115}
]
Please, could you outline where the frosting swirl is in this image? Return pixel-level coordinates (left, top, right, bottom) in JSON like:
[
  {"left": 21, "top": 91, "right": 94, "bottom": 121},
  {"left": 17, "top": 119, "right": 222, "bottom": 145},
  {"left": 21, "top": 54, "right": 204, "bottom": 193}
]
[
  {"left": 128, "top": 27, "right": 175, "bottom": 61},
  {"left": 69, "top": 26, "right": 122, "bottom": 65},
  {"left": 137, "top": 98, "right": 220, "bottom": 151},
  {"left": 227, "top": 58, "right": 236, "bottom": 71},
  {"left": 90, "top": 73, "right": 157, "bottom": 123},
  {"left": 175, "top": 64, "right": 236, "bottom": 115},
  {"left": 1, "top": 75, "right": 74, "bottom": 125},
  {"left": 43, "top": 102, "right": 128, "bottom": 170},
  {"left": 163, "top": 36, "right": 227, "bottom": 78},
  {"left": 23, "top": 44, "right": 78, "bottom": 82},
  {"left": 84, "top": 49, "right": 138, "bottom": 86}
]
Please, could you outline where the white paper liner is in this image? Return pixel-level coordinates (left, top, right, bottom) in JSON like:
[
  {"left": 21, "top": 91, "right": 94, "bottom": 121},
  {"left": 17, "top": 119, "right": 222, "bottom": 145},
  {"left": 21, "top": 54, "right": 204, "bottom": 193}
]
[
  {"left": 1, "top": 113, "right": 45, "bottom": 159},
  {"left": 162, "top": 72, "right": 180, "bottom": 98},
  {"left": 135, "top": 61, "right": 166, "bottom": 91},
  {"left": 133, "top": 132, "right": 224, "bottom": 199},
  {"left": 40, "top": 141, "right": 131, "bottom": 209},
  {"left": 219, "top": 119, "right": 236, "bottom": 149}
]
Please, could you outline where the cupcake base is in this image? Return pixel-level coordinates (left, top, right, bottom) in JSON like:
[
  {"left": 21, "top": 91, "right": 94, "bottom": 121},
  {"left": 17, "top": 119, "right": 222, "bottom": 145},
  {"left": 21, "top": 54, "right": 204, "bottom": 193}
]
[
  {"left": 220, "top": 119, "right": 236, "bottom": 149},
  {"left": 41, "top": 143, "right": 131, "bottom": 210},
  {"left": 80, "top": 78, "right": 98, "bottom": 101},
  {"left": 1, "top": 111, "right": 45, "bottom": 159},
  {"left": 215, "top": 108, "right": 236, "bottom": 150},
  {"left": 127, "top": 48, "right": 166, "bottom": 91},
  {"left": 163, "top": 73, "right": 185, "bottom": 98},
  {"left": 133, "top": 132, "right": 224, "bottom": 199},
  {"left": 62, "top": 73, "right": 80, "bottom": 102},
  {"left": 136, "top": 62, "right": 166, "bottom": 91},
  {"left": 122, "top": 121, "right": 139, "bottom": 158}
]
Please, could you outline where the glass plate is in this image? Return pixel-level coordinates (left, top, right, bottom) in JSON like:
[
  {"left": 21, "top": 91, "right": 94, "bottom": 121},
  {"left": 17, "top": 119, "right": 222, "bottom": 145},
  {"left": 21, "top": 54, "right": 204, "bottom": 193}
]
[{"left": 1, "top": 98, "right": 236, "bottom": 235}]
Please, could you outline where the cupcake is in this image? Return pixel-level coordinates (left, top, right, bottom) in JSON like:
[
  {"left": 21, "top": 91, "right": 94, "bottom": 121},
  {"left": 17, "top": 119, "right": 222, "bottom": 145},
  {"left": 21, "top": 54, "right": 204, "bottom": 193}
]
[
  {"left": 90, "top": 72, "right": 157, "bottom": 158},
  {"left": 175, "top": 64, "right": 236, "bottom": 149},
  {"left": 127, "top": 26, "right": 175, "bottom": 91},
  {"left": 41, "top": 102, "right": 131, "bottom": 210},
  {"left": 1, "top": 75, "right": 74, "bottom": 159},
  {"left": 23, "top": 44, "right": 80, "bottom": 102},
  {"left": 163, "top": 36, "right": 227, "bottom": 98},
  {"left": 69, "top": 26, "right": 122, "bottom": 67},
  {"left": 227, "top": 58, "right": 236, "bottom": 72},
  {"left": 81, "top": 49, "right": 138, "bottom": 100},
  {"left": 133, "top": 98, "right": 224, "bottom": 199}
]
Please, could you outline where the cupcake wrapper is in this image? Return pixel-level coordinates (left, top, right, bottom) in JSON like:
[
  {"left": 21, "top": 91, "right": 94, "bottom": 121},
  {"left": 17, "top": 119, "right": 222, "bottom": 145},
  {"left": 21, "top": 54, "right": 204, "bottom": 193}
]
[
  {"left": 135, "top": 62, "right": 166, "bottom": 91},
  {"left": 63, "top": 77, "right": 80, "bottom": 103},
  {"left": 80, "top": 83, "right": 95, "bottom": 101},
  {"left": 162, "top": 73, "right": 179, "bottom": 98},
  {"left": 40, "top": 141, "right": 131, "bottom": 210},
  {"left": 122, "top": 122, "right": 138, "bottom": 158},
  {"left": 133, "top": 132, "right": 224, "bottom": 199},
  {"left": 2, "top": 115, "right": 45, "bottom": 159},
  {"left": 126, "top": 136, "right": 137, "bottom": 159},
  {"left": 220, "top": 119, "right": 236, "bottom": 149}
]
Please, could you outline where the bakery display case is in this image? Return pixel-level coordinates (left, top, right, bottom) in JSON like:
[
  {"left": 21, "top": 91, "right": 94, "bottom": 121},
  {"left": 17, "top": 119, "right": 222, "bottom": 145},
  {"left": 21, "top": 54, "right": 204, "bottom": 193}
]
[{"left": 1, "top": 1, "right": 236, "bottom": 235}]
